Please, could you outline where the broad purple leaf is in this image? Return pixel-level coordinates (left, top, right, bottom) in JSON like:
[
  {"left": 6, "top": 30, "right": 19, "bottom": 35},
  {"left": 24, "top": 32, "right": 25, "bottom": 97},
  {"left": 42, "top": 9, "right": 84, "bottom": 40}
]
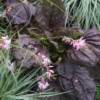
[
  {"left": 83, "top": 26, "right": 100, "bottom": 59},
  {"left": 12, "top": 34, "right": 50, "bottom": 68},
  {"left": 68, "top": 26, "right": 100, "bottom": 67},
  {"left": 36, "top": 0, "right": 65, "bottom": 32},
  {"left": 57, "top": 59, "right": 96, "bottom": 100},
  {"left": 5, "top": 0, "right": 21, "bottom": 7},
  {"left": 68, "top": 48, "right": 98, "bottom": 67},
  {"left": 5, "top": 0, "right": 36, "bottom": 24},
  {"left": 29, "top": 5, "right": 36, "bottom": 16}
]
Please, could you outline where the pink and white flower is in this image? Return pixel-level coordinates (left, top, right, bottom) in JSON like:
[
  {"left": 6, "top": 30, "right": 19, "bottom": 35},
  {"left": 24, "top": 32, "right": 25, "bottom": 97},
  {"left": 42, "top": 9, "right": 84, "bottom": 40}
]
[
  {"left": 38, "top": 53, "right": 51, "bottom": 66},
  {"left": 22, "top": 0, "right": 29, "bottom": 4},
  {"left": 46, "top": 66, "right": 54, "bottom": 79},
  {"left": 46, "top": 69, "right": 54, "bottom": 79},
  {"left": 62, "top": 36, "right": 86, "bottom": 50},
  {"left": 37, "top": 53, "right": 54, "bottom": 82},
  {"left": 38, "top": 77, "right": 49, "bottom": 91},
  {"left": 6, "top": 60, "right": 14, "bottom": 71},
  {"left": 0, "top": 35, "right": 11, "bottom": 50},
  {"left": 62, "top": 37, "right": 72, "bottom": 43},
  {"left": 72, "top": 37, "right": 86, "bottom": 50}
]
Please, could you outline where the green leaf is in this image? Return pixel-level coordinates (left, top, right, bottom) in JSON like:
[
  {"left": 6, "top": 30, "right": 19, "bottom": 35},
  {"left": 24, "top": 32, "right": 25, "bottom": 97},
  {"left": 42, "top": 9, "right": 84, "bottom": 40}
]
[
  {"left": 57, "top": 28, "right": 83, "bottom": 38},
  {"left": 27, "top": 28, "right": 43, "bottom": 40},
  {"left": 57, "top": 45, "right": 65, "bottom": 53},
  {"left": 27, "top": 28, "right": 50, "bottom": 47},
  {"left": 51, "top": 52, "right": 59, "bottom": 58}
]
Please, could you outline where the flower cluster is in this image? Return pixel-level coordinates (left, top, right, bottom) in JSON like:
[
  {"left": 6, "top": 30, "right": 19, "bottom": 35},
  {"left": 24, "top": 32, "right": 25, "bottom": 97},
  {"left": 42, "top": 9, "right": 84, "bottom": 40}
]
[
  {"left": 38, "top": 77, "right": 49, "bottom": 91},
  {"left": 72, "top": 37, "right": 86, "bottom": 50},
  {"left": 0, "top": 35, "right": 11, "bottom": 50},
  {"left": 38, "top": 53, "right": 51, "bottom": 66},
  {"left": 46, "top": 65, "right": 54, "bottom": 79},
  {"left": 37, "top": 53, "right": 54, "bottom": 91},
  {"left": 62, "top": 36, "right": 86, "bottom": 50}
]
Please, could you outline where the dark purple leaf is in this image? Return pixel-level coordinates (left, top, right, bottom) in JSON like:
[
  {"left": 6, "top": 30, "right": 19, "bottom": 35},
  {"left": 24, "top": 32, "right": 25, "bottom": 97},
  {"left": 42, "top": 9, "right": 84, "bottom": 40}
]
[
  {"left": 68, "top": 26, "right": 100, "bottom": 67},
  {"left": 7, "top": 4, "right": 31, "bottom": 24},
  {"left": 12, "top": 34, "right": 50, "bottom": 68},
  {"left": 5, "top": 0, "right": 36, "bottom": 24},
  {"left": 36, "top": 0, "right": 65, "bottom": 32},
  {"left": 57, "top": 59, "right": 96, "bottom": 100},
  {"left": 29, "top": 5, "right": 36, "bottom": 16},
  {"left": 68, "top": 48, "right": 98, "bottom": 67},
  {"left": 87, "top": 63, "right": 100, "bottom": 79},
  {"left": 5, "top": 0, "right": 21, "bottom": 7},
  {"left": 83, "top": 26, "right": 100, "bottom": 59}
]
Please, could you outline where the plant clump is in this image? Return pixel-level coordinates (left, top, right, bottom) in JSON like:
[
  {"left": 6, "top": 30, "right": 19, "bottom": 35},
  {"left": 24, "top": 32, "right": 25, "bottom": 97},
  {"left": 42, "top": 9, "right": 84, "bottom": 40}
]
[{"left": 0, "top": 0, "right": 100, "bottom": 100}]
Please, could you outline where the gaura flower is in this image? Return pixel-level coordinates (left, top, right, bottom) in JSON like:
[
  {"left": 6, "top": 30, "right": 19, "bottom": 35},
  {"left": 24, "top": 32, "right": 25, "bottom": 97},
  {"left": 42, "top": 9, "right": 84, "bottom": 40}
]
[
  {"left": 46, "top": 66, "right": 54, "bottom": 79},
  {"left": 38, "top": 77, "right": 49, "bottom": 91},
  {"left": 38, "top": 53, "right": 51, "bottom": 66},
  {"left": 62, "top": 37, "right": 72, "bottom": 43},
  {"left": 62, "top": 36, "right": 86, "bottom": 50},
  {"left": 37, "top": 53, "right": 54, "bottom": 80},
  {"left": 6, "top": 60, "right": 14, "bottom": 72},
  {"left": 0, "top": 35, "right": 11, "bottom": 50},
  {"left": 46, "top": 69, "right": 54, "bottom": 79},
  {"left": 22, "top": 0, "right": 29, "bottom": 4},
  {"left": 72, "top": 37, "right": 86, "bottom": 50}
]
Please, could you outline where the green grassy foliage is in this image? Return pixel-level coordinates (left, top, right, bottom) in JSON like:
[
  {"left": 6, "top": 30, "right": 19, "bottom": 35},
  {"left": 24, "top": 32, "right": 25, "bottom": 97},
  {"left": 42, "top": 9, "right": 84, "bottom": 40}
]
[
  {"left": 95, "top": 82, "right": 100, "bottom": 100},
  {"left": 0, "top": 49, "right": 42, "bottom": 100},
  {"left": 62, "top": 0, "right": 100, "bottom": 30}
]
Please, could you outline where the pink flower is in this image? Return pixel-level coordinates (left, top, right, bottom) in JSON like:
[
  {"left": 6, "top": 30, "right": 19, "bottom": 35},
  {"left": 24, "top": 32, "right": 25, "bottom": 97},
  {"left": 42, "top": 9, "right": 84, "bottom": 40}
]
[
  {"left": 46, "top": 66, "right": 54, "bottom": 79},
  {"left": 37, "top": 53, "right": 54, "bottom": 80},
  {"left": 22, "top": 0, "right": 29, "bottom": 4},
  {"left": 74, "top": 78, "right": 78, "bottom": 83},
  {"left": 62, "top": 37, "right": 72, "bottom": 43},
  {"left": 0, "top": 35, "right": 11, "bottom": 50},
  {"left": 2, "top": 35, "right": 8, "bottom": 40},
  {"left": 7, "top": 60, "right": 14, "bottom": 71},
  {"left": 72, "top": 37, "right": 86, "bottom": 50},
  {"left": 38, "top": 53, "right": 51, "bottom": 66},
  {"left": 38, "top": 77, "right": 49, "bottom": 91},
  {"left": 42, "top": 57, "right": 51, "bottom": 66},
  {"left": 62, "top": 36, "right": 86, "bottom": 50},
  {"left": 46, "top": 69, "right": 54, "bottom": 79}
]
